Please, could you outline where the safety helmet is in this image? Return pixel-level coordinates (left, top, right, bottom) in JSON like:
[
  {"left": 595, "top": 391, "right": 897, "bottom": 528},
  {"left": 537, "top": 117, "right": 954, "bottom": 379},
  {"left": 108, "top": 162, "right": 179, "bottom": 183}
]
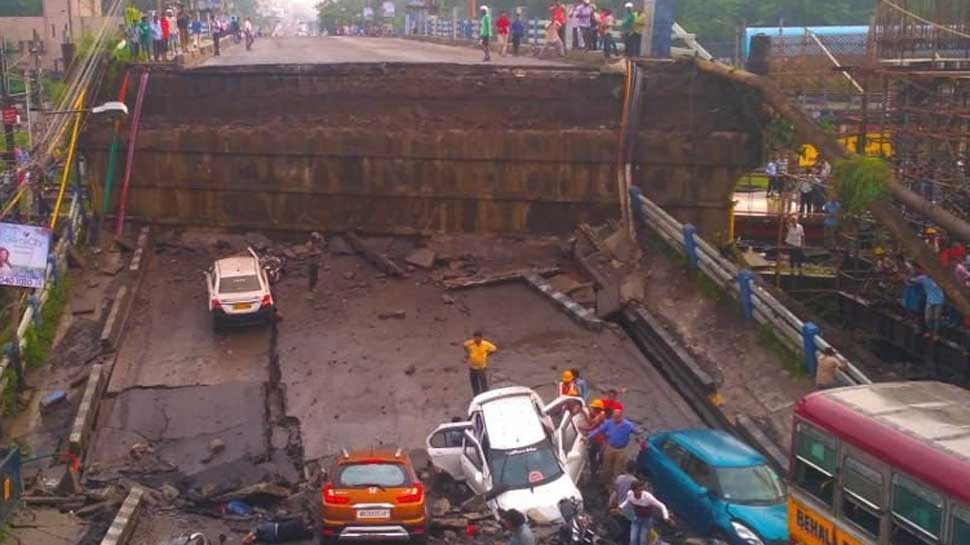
[
  {"left": 561, "top": 370, "right": 574, "bottom": 382},
  {"left": 480, "top": 5, "right": 487, "bottom": 11},
  {"left": 624, "top": 2, "right": 633, "bottom": 7},
  {"left": 926, "top": 227, "right": 938, "bottom": 235},
  {"left": 874, "top": 247, "right": 886, "bottom": 256},
  {"left": 589, "top": 398, "right": 604, "bottom": 409}
]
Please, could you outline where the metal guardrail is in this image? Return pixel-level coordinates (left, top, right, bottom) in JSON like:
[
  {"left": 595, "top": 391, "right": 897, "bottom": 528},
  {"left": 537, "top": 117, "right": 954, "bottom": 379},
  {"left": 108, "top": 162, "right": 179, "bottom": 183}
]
[
  {"left": 0, "top": 190, "right": 84, "bottom": 399},
  {"left": 635, "top": 191, "right": 872, "bottom": 386}
]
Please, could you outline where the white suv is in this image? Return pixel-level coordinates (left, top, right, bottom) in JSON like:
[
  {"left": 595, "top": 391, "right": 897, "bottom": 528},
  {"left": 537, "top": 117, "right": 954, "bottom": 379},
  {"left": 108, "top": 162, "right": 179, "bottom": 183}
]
[
  {"left": 204, "top": 249, "right": 275, "bottom": 332},
  {"left": 426, "top": 387, "right": 587, "bottom": 524}
]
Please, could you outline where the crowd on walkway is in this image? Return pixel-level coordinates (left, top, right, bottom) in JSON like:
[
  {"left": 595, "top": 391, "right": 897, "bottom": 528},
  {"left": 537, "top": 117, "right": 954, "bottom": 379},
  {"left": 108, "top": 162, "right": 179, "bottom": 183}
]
[
  {"left": 121, "top": 1, "right": 257, "bottom": 62},
  {"left": 471, "top": 0, "right": 649, "bottom": 61},
  {"left": 463, "top": 332, "right": 672, "bottom": 545}
]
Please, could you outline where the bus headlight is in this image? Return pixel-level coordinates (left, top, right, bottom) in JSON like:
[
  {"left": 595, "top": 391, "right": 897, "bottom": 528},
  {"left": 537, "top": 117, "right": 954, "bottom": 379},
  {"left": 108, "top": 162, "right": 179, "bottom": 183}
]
[{"left": 731, "top": 521, "right": 765, "bottom": 545}]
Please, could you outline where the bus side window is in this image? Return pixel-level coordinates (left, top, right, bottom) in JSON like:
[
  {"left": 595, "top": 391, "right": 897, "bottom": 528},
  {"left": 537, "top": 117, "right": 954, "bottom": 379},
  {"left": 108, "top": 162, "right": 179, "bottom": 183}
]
[
  {"left": 840, "top": 456, "right": 883, "bottom": 538},
  {"left": 949, "top": 504, "right": 970, "bottom": 545},
  {"left": 793, "top": 422, "right": 838, "bottom": 508},
  {"left": 890, "top": 473, "right": 943, "bottom": 545}
]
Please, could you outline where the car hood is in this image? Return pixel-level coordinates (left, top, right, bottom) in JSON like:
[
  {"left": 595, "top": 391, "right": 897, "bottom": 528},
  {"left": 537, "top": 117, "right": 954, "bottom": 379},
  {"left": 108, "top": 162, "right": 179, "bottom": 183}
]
[
  {"left": 490, "top": 475, "right": 581, "bottom": 525},
  {"left": 726, "top": 502, "right": 789, "bottom": 541}
]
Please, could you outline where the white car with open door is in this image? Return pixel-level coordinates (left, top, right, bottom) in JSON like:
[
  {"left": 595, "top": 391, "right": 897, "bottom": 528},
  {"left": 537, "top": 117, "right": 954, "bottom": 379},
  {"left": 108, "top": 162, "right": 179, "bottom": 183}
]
[
  {"left": 204, "top": 249, "right": 275, "bottom": 332},
  {"left": 426, "top": 386, "right": 588, "bottom": 524}
]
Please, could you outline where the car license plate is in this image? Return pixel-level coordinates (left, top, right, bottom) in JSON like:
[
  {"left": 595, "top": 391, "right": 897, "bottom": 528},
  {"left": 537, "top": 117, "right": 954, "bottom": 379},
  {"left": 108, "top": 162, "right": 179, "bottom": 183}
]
[
  {"left": 232, "top": 303, "right": 250, "bottom": 310},
  {"left": 356, "top": 509, "right": 390, "bottom": 519}
]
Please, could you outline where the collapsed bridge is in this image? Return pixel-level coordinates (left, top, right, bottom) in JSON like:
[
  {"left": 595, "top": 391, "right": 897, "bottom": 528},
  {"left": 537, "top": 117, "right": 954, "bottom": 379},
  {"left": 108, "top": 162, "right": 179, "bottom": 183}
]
[{"left": 83, "top": 61, "right": 763, "bottom": 238}]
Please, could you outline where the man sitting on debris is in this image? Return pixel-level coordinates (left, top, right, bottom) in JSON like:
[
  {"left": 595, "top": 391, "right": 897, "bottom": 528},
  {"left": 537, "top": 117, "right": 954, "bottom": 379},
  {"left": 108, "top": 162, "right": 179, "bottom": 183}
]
[{"left": 498, "top": 508, "right": 535, "bottom": 545}]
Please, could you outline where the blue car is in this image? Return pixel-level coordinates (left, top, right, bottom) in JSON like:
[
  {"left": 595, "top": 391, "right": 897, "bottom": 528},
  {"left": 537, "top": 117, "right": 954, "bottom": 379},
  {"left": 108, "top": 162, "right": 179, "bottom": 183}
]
[{"left": 636, "top": 429, "right": 788, "bottom": 545}]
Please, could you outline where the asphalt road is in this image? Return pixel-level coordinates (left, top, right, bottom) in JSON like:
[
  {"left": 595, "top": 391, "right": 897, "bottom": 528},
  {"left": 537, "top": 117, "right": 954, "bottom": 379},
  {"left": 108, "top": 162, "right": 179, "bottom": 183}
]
[{"left": 200, "top": 36, "right": 567, "bottom": 66}]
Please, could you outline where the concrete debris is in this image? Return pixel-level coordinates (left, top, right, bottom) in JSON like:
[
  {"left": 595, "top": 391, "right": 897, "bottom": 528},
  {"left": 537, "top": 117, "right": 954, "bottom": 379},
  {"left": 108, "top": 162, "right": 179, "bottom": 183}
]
[
  {"left": 282, "top": 248, "right": 297, "bottom": 260},
  {"left": 113, "top": 236, "right": 136, "bottom": 252},
  {"left": 329, "top": 236, "right": 354, "bottom": 255},
  {"left": 129, "top": 442, "right": 154, "bottom": 459},
  {"left": 344, "top": 232, "right": 406, "bottom": 277},
  {"left": 443, "top": 267, "right": 560, "bottom": 290},
  {"left": 460, "top": 494, "right": 486, "bottom": 512},
  {"left": 432, "top": 517, "right": 469, "bottom": 530},
  {"left": 430, "top": 497, "right": 451, "bottom": 517},
  {"left": 161, "top": 483, "right": 180, "bottom": 501},
  {"left": 39, "top": 390, "right": 67, "bottom": 410},
  {"left": 101, "top": 252, "right": 125, "bottom": 276},
  {"left": 245, "top": 232, "right": 273, "bottom": 251},
  {"left": 343, "top": 271, "right": 356, "bottom": 280},
  {"left": 211, "top": 482, "right": 291, "bottom": 503},
  {"left": 441, "top": 294, "right": 455, "bottom": 305},
  {"left": 67, "top": 246, "right": 88, "bottom": 269},
  {"left": 405, "top": 248, "right": 436, "bottom": 269},
  {"left": 404, "top": 364, "right": 417, "bottom": 376},
  {"left": 603, "top": 229, "right": 638, "bottom": 263},
  {"left": 378, "top": 310, "right": 406, "bottom": 320},
  {"left": 619, "top": 272, "right": 645, "bottom": 303}
]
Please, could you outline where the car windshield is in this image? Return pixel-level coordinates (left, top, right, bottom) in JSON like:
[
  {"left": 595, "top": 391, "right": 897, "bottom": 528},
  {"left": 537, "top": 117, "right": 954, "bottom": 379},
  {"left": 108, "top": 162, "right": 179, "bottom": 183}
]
[
  {"left": 336, "top": 463, "right": 407, "bottom": 488},
  {"left": 488, "top": 439, "right": 564, "bottom": 490},
  {"left": 715, "top": 465, "right": 787, "bottom": 504},
  {"left": 219, "top": 274, "right": 261, "bottom": 294}
]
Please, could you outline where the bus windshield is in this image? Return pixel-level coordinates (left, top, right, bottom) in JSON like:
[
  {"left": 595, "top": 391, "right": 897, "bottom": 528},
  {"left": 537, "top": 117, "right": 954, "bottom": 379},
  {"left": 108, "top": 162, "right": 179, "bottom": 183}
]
[{"left": 717, "top": 465, "right": 787, "bottom": 504}]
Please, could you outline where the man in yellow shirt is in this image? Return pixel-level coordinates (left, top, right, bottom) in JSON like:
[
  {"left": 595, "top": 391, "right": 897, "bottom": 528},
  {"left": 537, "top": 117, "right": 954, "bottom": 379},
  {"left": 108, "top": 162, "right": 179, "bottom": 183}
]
[{"left": 463, "top": 330, "right": 497, "bottom": 396}]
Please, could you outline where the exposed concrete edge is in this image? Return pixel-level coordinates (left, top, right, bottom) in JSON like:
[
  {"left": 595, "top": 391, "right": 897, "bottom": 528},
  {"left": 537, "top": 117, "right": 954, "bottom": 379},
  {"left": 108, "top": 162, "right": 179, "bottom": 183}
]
[
  {"left": 524, "top": 274, "right": 604, "bottom": 331},
  {"left": 621, "top": 305, "right": 788, "bottom": 473},
  {"left": 99, "top": 285, "right": 130, "bottom": 353},
  {"left": 68, "top": 364, "right": 105, "bottom": 457},
  {"left": 735, "top": 414, "right": 790, "bottom": 473},
  {"left": 99, "top": 486, "right": 144, "bottom": 545}
]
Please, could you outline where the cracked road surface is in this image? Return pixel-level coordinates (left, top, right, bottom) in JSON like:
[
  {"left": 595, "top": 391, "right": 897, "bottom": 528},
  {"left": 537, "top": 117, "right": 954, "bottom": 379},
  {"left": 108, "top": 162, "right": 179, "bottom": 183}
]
[
  {"left": 200, "top": 36, "right": 568, "bottom": 66},
  {"left": 90, "top": 234, "right": 276, "bottom": 481}
]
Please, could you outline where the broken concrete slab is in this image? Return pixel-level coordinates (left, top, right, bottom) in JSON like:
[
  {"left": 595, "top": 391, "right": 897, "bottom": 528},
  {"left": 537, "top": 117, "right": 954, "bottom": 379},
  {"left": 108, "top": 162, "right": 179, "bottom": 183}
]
[
  {"left": 378, "top": 310, "right": 407, "bottom": 320},
  {"left": 443, "top": 267, "right": 560, "bottom": 290},
  {"left": 99, "top": 486, "right": 144, "bottom": 545},
  {"left": 619, "top": 272, "right": 645, "bottom": 303},
  {"left": 343, "top": 232, "right": 405, "bottom": 277},
  {"left": 101, "top": 252, "right": 125, "bottom": 276},
  {"left": 545, "top": 274, "right": 585, "bottom": 295},
  {"left": 211, "top": 481, "right": 290, "bottom": 503},
  {"left": 604, "top": 229, "right": 638, "bottom": 263},
  {"left": 67, "top": 246, "right": 88, "bottom": 269},
  {"left": 405, "top": 248, "right": 436, "bottom": 269}
]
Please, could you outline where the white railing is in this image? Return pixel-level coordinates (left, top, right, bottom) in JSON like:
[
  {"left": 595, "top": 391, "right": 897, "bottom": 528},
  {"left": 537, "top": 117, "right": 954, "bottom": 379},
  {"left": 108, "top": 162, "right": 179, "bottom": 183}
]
[
  {"left": 0, "top": 190, "right": 85, "bottom": 398},
  {"left": 636, "top": 192, "right": 871, "bottom": 386}
]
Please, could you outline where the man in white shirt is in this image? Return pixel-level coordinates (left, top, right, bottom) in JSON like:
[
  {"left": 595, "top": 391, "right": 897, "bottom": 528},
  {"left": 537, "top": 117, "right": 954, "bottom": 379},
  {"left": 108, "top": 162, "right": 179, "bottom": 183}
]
[
  {"left": 619, "top": 480, "right": 671, "bottom": 545},
  {"left": 243, "top": 18, "right": 254, "bottom": 50},
  {"left": 786, "top": 215, "right": 806, "bottom": 275}
]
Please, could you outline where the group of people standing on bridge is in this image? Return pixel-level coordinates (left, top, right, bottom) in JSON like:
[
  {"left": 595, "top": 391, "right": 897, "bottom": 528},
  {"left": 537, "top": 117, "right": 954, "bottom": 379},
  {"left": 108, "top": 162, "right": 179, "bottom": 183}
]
[
  {"left": 122, "top": 2, "right": 256, "bottom": 61},
  {"left": 474, "top": 1, "right": 648, "bottom": 61}
]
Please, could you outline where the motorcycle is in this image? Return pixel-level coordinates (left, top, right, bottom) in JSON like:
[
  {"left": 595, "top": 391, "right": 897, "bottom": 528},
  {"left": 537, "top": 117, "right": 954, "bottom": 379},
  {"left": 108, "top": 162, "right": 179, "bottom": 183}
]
[
  {"left": 558, "top": 497, "right": 601, "bottom": 545},
  {"left": 249, "top": 246, "right": 285, "bottom": 284}
]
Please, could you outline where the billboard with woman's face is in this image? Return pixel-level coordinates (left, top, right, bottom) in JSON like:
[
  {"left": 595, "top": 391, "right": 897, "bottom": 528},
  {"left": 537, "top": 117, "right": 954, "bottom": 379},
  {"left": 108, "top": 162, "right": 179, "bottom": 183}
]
[{"left": 0, "top": 222, "right": 51, "bottom": 289}]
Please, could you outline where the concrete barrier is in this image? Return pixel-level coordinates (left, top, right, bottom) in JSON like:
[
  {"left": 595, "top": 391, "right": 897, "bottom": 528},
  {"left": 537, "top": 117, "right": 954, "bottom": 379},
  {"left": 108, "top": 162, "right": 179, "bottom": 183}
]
[
  {"left": 99, "top": 286, "right": 129, "bottom": 353},
  {"left": 99, "top": 486, "right": 144, "bottom": 545},
  {"left": 68, "top": 364, "right": 105, "bottom": 457},
  {"left": 524, "top": 274, "right": 604, "bottom": 331}
]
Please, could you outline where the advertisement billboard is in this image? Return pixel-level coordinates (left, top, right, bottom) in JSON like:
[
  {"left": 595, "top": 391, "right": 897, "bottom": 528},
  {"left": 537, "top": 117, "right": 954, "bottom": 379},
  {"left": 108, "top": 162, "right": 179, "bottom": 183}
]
[{"left": 0, "top": 222, "right": 51, "bottom": 289}]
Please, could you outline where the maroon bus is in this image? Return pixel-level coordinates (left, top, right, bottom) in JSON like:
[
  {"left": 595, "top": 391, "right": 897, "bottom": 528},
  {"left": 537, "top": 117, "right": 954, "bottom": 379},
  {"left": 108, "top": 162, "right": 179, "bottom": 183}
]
[{"left": 789, "top": 381, "right": 970, "bottom": 545}]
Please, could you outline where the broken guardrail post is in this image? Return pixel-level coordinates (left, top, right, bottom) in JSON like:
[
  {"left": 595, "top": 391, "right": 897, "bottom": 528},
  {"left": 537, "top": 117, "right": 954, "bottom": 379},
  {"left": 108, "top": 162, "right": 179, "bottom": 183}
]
[
  {"left": 738, "top": 269, "right": 753, "bottom": 320},
  {"left": 682, "top": 224, "right": 698, "bottom": 268},
  {"left": 802, "top": 322, "right": 820, "bottom": 378}
]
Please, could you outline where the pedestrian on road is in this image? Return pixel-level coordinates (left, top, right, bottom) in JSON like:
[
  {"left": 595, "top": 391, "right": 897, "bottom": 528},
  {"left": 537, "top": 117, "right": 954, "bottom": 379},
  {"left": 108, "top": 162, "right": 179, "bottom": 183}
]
[
  {"left": 500, "top": 509, "right": 535, "bottom": 545},
  {"left": 559, "top": 370, "right": 579, "bottom": 396},
  {"left": 510, "top": 13, "right": 525, "bottom": 56},
  {"left": 588, "top": 408, "right": 635, "bottom": 486},
  {"left": 599, "top": 9, "right": 617, "bottom": 58},
  {"left": 822, "top": 197, "right": 840, "bottom": 249},
  {"left": 571, "top": 368, "right": 589, "bottom": 400},
  {"left": 244, "top": 18, "right": 255, "bottom": 50},
  {"left": 620, "top": 481, "right": 671, "bottom": 545},
  {"left": 464, "top": 330, "right": 497, "bottom": 396},
  {"left": 575, "top": 0, "right": 593, "bottom": 51},
  {"left": 479, "top": 6, "right": 492, "bottom": 62},
  {"left": 177, "top": 8, "right": 190, "bottom": 52},
  {"left": 785, "top": 214, "right": 806, "bottom": 275},
  {"left": 150, "top": 14, "right": 164, "bottom": 62},
  {"left": 915, "top": 269, "right": 944, "bottom": 340},
  {"left": 621, "top": 3, "right": 636, "bottom": 57},
  {"left": 632, "top": 5, "right": 647, "bottom": 54},
  {"left": 765, "top": 155, "right": 779, "bottom": 197},
  {"left": 602, "top": 387, "right": 625, "bottom": 416},
  {"left": 138, "top": 15, "right": 151, "bottom": 61},
  {"left": 583, "top": 398, "right": 606, "bottom": 476},
  {"left": 191, "top": 17, "right": 202, "bottom": 49},
  {"left": 537, "top": 18, "right": 565, "bottom": 58},
  {"left": 551, "top": 0, "right": 567, "bottom": 44},
  {"left": 127, "top": 20, "right": 142, "bottom": 59},
  {"left": 161, "top": 11, "right": 171, "bottom": 58},
  {"left": 212, "top": 17, "right": 222, "bottom": 56},
  {"left": 815, "top": 347, "right": 847, "bottom": 390},
  {"left": 307, "top": 256, "right": 320, "bottom": 292},
  {"left": 496, "top": 11, "right": 511, "bottom": 57},
  {"left": 166, "top": 9, "right": 179, "bottom": 54},
  {"left": 609, "top": 461, "right": 640, "bottom": 540}
]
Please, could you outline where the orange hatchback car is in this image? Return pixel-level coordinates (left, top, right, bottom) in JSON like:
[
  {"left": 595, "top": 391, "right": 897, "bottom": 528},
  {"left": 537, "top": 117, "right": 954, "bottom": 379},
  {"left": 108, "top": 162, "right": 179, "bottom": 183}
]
[{"left": 319, "top": 449, "right": 429, "bottom": 544}]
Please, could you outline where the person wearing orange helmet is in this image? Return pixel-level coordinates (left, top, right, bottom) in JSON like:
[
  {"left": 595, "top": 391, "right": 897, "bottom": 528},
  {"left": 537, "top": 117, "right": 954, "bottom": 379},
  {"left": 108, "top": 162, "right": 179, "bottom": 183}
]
[{"left": 560, "top": 370, "right": 579, "bottom": 397}]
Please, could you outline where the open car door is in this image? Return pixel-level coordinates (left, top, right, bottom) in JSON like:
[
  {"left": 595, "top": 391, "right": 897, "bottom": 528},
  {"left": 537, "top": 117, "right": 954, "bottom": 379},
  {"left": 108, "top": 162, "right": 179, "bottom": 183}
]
[
  {"left": 557, "top": 411, "right": 586, "bottom": 482},
  {"left": 426, "top": 421, "right": 473, "bottom": 480},
  {"left": 458, "top": 431, "right": 490, "bottom": 495}
]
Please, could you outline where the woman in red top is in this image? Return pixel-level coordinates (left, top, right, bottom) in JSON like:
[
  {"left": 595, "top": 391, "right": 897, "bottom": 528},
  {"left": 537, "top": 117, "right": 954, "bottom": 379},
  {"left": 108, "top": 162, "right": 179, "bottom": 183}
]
[{"left": 496, "top": 11, "right": 511, "bottom": 57}]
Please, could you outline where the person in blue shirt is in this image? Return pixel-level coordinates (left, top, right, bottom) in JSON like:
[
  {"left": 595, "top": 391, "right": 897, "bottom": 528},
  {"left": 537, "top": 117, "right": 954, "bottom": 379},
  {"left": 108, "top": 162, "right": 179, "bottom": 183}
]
[
  {"left": 915, "top": 270, "right": 944, "bottom": 340},
  {"left": 765, "top": 156, "right": 779, "bottom": 197},
  {"left": 510, "top": 13, "right": 525, "bottom": 56},
  {"left": 570, "top": 368, "right": 590, "bottom": 401},
  {"left": 822, "top": 198, "right": 840, "bottom": 249},
  {"left": 588, "top": 409, "right": 635, "bottom": 486}
]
